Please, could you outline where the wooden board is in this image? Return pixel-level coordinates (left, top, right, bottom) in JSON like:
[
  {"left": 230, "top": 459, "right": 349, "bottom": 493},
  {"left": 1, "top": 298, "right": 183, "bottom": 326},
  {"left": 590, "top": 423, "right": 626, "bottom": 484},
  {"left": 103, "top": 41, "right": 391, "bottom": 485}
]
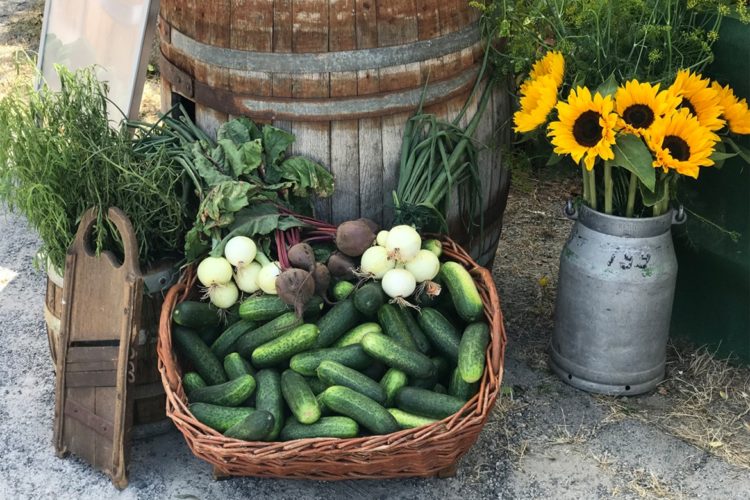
[{"left": 53, "top": 207, "right": 143, "bottom": 490}]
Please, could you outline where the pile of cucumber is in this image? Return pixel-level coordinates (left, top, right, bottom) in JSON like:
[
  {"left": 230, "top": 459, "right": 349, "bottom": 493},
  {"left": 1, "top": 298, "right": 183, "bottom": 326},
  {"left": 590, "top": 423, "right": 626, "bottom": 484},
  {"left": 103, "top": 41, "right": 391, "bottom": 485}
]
[{"left": 171, "top": 255, "right": 491, "bottom": 442}]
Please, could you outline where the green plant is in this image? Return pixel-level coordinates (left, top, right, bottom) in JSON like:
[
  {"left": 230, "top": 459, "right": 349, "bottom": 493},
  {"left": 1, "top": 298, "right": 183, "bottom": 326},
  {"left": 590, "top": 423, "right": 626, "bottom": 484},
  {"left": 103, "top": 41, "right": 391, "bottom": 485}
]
[{"left": 0, "top": 64, "right": 189, "bottom": 271}]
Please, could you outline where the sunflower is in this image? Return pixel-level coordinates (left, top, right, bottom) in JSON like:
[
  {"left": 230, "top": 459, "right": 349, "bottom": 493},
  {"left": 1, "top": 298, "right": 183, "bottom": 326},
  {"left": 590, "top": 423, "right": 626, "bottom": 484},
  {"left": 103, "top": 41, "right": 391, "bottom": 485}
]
[
  {"left": 615, "top": 80, "right": 681, "bottom": 135},
  {"left": 548, "top": 87, "right": 618, "bottom": 171},
  {"left": 668, "top": 70, "right": 725, "bottom": 132},
  {"left": 712, "top": 81, "right": 750, "bottom": 134},
  {"left": 647, "top": 108, "right": 718, "bottom": 179},
  {"left": 528, "top": 51, "right": 565, "bottom": 89},
  {"left": 513, "top": 75, "right": 559, "bottom": 133}
]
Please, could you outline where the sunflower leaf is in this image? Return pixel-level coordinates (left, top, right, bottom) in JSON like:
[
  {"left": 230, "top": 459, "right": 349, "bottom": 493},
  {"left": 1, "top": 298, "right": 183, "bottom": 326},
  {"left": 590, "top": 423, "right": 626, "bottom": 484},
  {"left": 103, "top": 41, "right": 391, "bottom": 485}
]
[
  {"left": 595, "top": 73, "right": 618, "bottom": 97},
  {"left": 639, "top": 179, "right": 666, "bottom": 207},
  {"left": 709, "top": 141, "right": 736, "bottom": 169},
  {"left": 606, "top": 134, "right": 656, "bottom": 191},
  {"left": 725, "top": 137, "right": 750, "bottom": 165}
]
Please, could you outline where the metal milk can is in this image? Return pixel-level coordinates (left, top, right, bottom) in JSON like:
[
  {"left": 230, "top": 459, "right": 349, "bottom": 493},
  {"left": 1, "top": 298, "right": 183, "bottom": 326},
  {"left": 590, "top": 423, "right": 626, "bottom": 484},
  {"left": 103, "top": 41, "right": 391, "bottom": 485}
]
[{"left": 550, "top": 202, "right": 685, "bottom": 395}]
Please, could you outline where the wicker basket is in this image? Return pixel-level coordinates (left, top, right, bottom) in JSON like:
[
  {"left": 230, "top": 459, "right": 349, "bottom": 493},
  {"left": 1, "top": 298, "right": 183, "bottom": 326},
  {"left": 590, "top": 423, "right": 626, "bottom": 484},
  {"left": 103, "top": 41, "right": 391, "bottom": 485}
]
[{"left": 157, "top": 236, "right": 506, "bottom": 479}]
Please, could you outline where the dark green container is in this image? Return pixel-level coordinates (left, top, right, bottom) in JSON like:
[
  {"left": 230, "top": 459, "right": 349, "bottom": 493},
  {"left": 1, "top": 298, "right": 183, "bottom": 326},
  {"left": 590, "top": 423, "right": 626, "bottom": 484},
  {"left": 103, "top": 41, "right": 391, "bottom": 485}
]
[{"left": 671, "top": 15, "right": 750, "bottom": 363}]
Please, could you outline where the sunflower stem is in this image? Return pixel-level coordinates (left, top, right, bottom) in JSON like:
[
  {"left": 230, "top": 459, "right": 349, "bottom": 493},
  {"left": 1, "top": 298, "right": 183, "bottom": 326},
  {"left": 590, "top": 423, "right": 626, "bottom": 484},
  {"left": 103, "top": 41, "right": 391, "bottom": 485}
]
[
  {"left": 587, "top": 168, "right": 598, "bottom": 211},
  {"left": 581, "top": 163, "right": 590, "bottom": 206},
  {"left": 604, "top": 164, "right": 613, "bottom": 215},
  {"left": 626, "top": 171, "right": 637, "bottom": 218}
]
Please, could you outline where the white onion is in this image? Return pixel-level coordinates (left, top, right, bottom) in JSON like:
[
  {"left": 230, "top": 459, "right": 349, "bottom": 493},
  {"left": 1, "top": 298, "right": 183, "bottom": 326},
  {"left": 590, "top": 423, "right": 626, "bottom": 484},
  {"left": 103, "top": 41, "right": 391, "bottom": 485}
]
[
  {"left": 405, "top": 249, "right": 440, "bottom": 282},
  {"left": 385, "top": 225, "right": 421, "bottom": 263},
  {"left": 235, "top": 262, "right": 261, "bottom": 293},
  {"left": 224, "top": 236, "right": 257, "bottom": 268},
  {"left": 209, "top": 281, "right": 239, "bottom": 309},
  {"left": 360, "top": 245, "right": 395, "bottom": 279},
  {"left": 257, "top": 261, "right": 281, "bottom": 295},
  {"left": 376, "top": 230, "right": 389, "bottom": 247},
  {"left": 197, "top": 257, "right": 233, "bottom": 287},
  {"left": 381, "top": 268, "right": 417, "bottom": 299}
]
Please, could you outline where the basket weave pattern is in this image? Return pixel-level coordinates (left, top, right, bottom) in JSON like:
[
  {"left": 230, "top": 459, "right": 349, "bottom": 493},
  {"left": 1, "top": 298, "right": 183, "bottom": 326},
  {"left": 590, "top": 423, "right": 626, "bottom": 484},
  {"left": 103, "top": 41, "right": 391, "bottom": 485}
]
[{"left": 157, "top": 236, "right": 506, "bottom": 479}]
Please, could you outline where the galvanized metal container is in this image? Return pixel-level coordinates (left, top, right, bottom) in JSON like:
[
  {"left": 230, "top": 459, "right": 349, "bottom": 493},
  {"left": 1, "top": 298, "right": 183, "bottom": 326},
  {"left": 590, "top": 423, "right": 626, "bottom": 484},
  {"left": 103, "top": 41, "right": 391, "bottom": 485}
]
[{"left": 550, "top": 203, "right": 685, "bottom": 395}]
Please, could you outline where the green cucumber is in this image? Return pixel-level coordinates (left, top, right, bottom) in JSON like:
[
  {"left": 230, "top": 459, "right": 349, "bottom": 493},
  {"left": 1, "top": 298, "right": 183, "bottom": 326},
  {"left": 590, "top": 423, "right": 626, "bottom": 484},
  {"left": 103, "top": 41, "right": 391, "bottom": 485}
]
[
  {"left": 254, "top": 369, "right": 284, "bottom": 440},
  {"left": 281, "top": 369, "right": 321, "bottom": 424},
  {"left": 314, "top": 299, "right": 362, "bottom": 348},
  {"left": 239, "top": 295, "right": 324, "bottom": 322},
  {"left": 173, "top": 326, "right": 227, "bottom": 385},
  {"left": 197, "top": 325, "right": 222, "bottom": 346},
  {"left": 421, "top": 239, "right": 443, "bottom": 258},
  {"left": 449, "top": 367, "right": 479, "bottom": 401},
  {"left": 182, "top": 372, "right": 207, "bottom": 395},
  {"left": 316, "top": 360, "right": 386, "bottom": 404},
  {"left": 333, "top": 322, "right": 382, "bottom": 347},
  {"left": 172, "top": 301, "right": 222, "bottom": 329},
  {"left": 353, "top": 282, "right": 386, "bottom": 318},
  {"left": 388, "top": 408, "right": 438, "bottom": 429},
  {"left": 440, "top": 262, "right": 484, "bottom": 322},
  {"left": 223, "top": 410, "right": 275, "bottom": 441},
  {"left": 210, "top": 319, "right": 258, "bottom": 359},
  {"left": 380, "top": 368, "right": 408, "bottom": 407},
  {"left": 234, "top": 312, "right": 303, "bottom": 358},
  {"left": 319, "top": 386, "right": 399, "bottom": 435},
  {"left": 189, "top": 374, "right": 256, "bottom": 406},
  {"left": 361, "top": 361, "right": 387, "bottom": 381},
  {"left": 395, "top": 386, "right": 465, "bottom": 419},
  {"left": 458, "top": 322, "right": 490, "bottom": 383},
  {"left": 280, "top": 416, "right": 360, "bottom": 440},
  {"left": 289, "top": 345, "right": 371, "bottom": 376},
  {"left": 252, "top": 324, "right": 319, "bottom": 368},
  {"left": 433, "top": 383, "right": 447, "bottom": 394},
  {"left": 189, "top": 403, "right": 254, "bottom": 432},
  {"left": 223, "top": 352, "right": 255, "bottom": 379},
  {"left": 397, "top": 307, "right": 432, "bottom": 354},
  {"left": 378, "top": 304, "right": 418, "bottom": 351},
  {"left": 417, "top": 308, "right": 461, "bottom": 363},
  {"left": 317, "top": 392, "right": 332, "bottom": 416},
  {"left": 411, "top": 370, "right": 437, "bottom": 390},
  {"left": 305, "top": 376, "right": 329, "bottom": 395},
  {"left": 432, "top": 356, "right": 452, "bottom": 384},
  {"left": 332, "top": 281, "right": 356, "bottom": 301},
  {"left": 361, "top": 332, "right": 434, "bottom": 379}
]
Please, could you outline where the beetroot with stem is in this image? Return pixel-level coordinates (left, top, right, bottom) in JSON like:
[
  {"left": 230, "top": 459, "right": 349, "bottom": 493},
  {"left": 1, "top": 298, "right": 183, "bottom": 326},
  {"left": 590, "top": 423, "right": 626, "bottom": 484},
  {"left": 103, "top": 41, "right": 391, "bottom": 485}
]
[
  {"left": 327, "top": 252, "right": 357, "bottom": 281},
  {"left": 311, "top": 262, "right": 331, "bottom": 296},
  {"left": 276, "top": 268, "right": 316, "bottom": 316},
  {"left": 335, "top": 219, "right": 376, "bottom": 257},
  {"left": 288, "top": 243, "right": 316, "bottom": 270},
  {"left": 357, "top": 217, "right": 379, "bottom": 234}
]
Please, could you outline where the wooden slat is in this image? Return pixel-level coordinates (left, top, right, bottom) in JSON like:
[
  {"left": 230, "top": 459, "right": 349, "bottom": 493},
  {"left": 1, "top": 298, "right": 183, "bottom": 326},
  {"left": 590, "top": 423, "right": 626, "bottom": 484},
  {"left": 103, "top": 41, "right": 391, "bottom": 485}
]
[
  {"left": 230, "top": 0, "right": 274, "bottom": 98},
  {"left": 417, "top": 0, "right": 442, "bottom": 41},
  {"left": 273, "top": 0, "right": 294, "bottom": 99},
  {"left": 192, "top": 3, "right": 229, "bottom": 136},
  {"left": 358, "top": 118, "right": 383, "bottom": 222},
  {"left": 193, "top": 1, "right": 230, "bottom": 47},
  {"left": 293, "top": 0, "right": 329, "bottom": 53},
  {"left": 160, "top": 79, "right": 172, "bottom": 114},
  {"left": 65, "top": 388, "right": 96, "bottom": 464},
  {"left": 68, "top": 346, "right": 119, "bottom": 363},
  {"left": 354, "top": 0, "right": 378, "bottom": 49},
  {"left": 66, "top": 371, "right": 117, "bottom": 388},
  {"left": 95, "top": 386, "right": 116, "bottom": 469},
  {"left": 291, "top": 122, "right": 332, "bottom": 221},
  {"left": 64, "top": 397, "right": 114, "bottom": 439},
  {"left": 376, "top": 2, "right": 418, "bottom": 47},
  {"left": 67, "top": 360, "right": 117, "bottom": 373}
]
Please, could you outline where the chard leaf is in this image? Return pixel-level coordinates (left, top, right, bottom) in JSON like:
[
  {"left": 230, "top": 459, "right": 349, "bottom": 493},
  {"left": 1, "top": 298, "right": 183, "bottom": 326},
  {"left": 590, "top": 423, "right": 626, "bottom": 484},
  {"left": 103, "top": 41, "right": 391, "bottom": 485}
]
[
  {"left": 262, "top": 125, "right": 296, "bottom": 182},
  {"left": 278, "top": 156, "right": 335, "bottom": 198},
  {"left": 217, "top": 119, "right": 252, "bottom": 145},
  {"left": 218, "top": 138, "right": 262, "bottom": 178},
  {"left": 192, "top": 142, "right": 232, "bottom": 186},
  {"left": 200, "top": 181, "right": 251, "bottom": 229}
]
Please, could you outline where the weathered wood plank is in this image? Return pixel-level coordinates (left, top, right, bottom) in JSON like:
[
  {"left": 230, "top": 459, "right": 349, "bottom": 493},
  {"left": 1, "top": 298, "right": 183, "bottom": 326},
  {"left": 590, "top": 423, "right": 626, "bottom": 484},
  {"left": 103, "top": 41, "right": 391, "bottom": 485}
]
[
  {"left": 376, "top": 2, "right": 418, "bottom": 47},
  {"left": 358, "top": 118, "right": 383, "bottom": 223},
  {"left": 193, "top": 1, "right": 231, "bottom": 47},
  {"left": 291, "top": 122, "right": 332, "bottom": 221},
  {"left": 354, "top": 0, "right": 378, "bottom": 49},
  {"left": 293, "top": 0, "right": 329, "bottom": 53},
  {"left": 94, "top": 386, "right": 115, "bottom": 470},
  {"left": 272, "top": 0, "right": 294, "bottom": 98},
  {"left": 160, "top": 79, "right": 172, "bottom": 114},
  {"left": 196, "top": 105, "right": 228, "bottom": 140},
  {"left": 416, "top": 0, "right": 442, "bottom": 41},
  {"left": 381, "top": 112, "right": 409, "bottom": 227},
  {"left": 230, "top": 0, "right": 274, "bottom": 97}
]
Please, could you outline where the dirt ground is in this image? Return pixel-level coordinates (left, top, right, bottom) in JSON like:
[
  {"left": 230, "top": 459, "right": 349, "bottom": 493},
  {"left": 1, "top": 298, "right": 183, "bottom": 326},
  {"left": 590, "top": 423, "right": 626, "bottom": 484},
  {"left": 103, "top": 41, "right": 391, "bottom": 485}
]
[{"left": 1, "top": 3, "right": 748, "bottom": 499}]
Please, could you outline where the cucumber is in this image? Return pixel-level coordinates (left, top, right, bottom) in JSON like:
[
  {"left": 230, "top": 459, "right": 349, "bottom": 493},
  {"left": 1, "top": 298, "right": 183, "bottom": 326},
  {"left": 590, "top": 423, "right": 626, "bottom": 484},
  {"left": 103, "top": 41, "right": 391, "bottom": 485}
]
[
  {"left": 411, "top": 370, "right": 437, "bottom": 390},
  {"left": 173, "top": 326, "right": 227, "bottom": 385},
  {"left": 316, "top": 360, "right": 386, "bottom": 404},
  {"left": 281, "top": 369, "right": 321, "bottom": 424},
  {"left": 388, "top": 408, "right": 438, "bottom": 429},
  {"left": 211, "top": 320, "right": 257, "bottom": 359},
  {"left": 189, "top": 374, "right": 256, "bottom": 406},
  {"left": 223, "top": 410, "right": 275, "bottom": 441},
  {"left": 417, "top": 308, "right": 461, "bottom": 363},
  {"left": 189, "top": 403, "right": 254, "bottom": 433},
  {"left": 305, "top": 376, "right": 329, "bottom": 395},
  {"left": 239, "top": 295, "right": 324, "bottom": 322},
  {"left": 314, "top": 299, "right": 362, "bottom": 348},
  {"left": 421, "top": 239, "right": 443, "bottom": 258},
  {"left": 252, "top": 324, "right": 319, "bottom": 368},
  {"left": 449, "top": 367, "right": 479, "bottom": 401},
  {"left": 182, "top": 372, "right": 207, "bottom": 395},
  {"left": 361, "top": 332, "right": 434, "bottom": 379},
  {"left": 197, "top": 325, "right": 222, "bottom": 346},
  {"left": 234, "top": 312, "right": 303, "bottom": 358},
  {"left": 223, "top": 352, "right": 255, "bottom": 379},
  {"left": 440, "top": 262, "right": 484, "bottom": 322},
  {"left": 353, "top": 282, "right": 386, "bottom": 318},
  {"left": 317, "top": 392, "right": 332, "bottom": 416},
  {"left": 332, "top": 280, "right": 356, "bottom": 301},
  {"left": 397, "top": 307, "right": 432, "bottom": 354},
  {"left": 458, "top": 322, "right": 490, "bottom": 383},
  {"left": 254, "top": 369, "right": 284, "bottom": 440},
  {"left": 378, "top": 304, "right": 418, "bottom": 351},
  {"left": 432, "top": 356, "right": 452, "bottom": 382},
  {"left": 289, "top": 345, "right": 371, "bottom": 376},
  {"left": 380, "top": 368, "right": 408, "bottom": 407},
  {"left": 319, "top": 386, "right": 399, "bottom": 435},
  {"left": 395, "top": 387, "right": 465, "bottom": 419},
  {"left": 361, "top": 361, "right": 387, "bottom": 381},
  {"left": 280, "top": 416, "right": 360, "bottom": 441},
  {"left": 433, "top": 383, "right": 447, "bottom": 394},
  {"left": 333, "top": 322, "right": 382, "bottom": 348},
  {"left": 172, "top": 301, "right": 222, "bottom": 329}
]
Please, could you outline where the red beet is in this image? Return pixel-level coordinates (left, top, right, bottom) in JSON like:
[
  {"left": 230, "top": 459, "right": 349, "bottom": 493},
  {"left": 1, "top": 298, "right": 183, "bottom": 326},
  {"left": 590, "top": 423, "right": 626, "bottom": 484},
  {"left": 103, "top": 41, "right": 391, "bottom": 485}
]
[
  {"left": 335, "top": 219, "right": 376, "bottom": 257},
  {"left": 357, "top": 217, "right": 379, "bottom": 234},
  {"left": 327, "top": 252, "right": 357, "bottom": 281},
  {"left": 311, "top": 262, "right": 331, "bottom": 296},
  {"left": 288, "top": 243, "right": 316, "bottom": 271},
  {"left": 276, "top": 268, "right": 315, "bottom": 317}
]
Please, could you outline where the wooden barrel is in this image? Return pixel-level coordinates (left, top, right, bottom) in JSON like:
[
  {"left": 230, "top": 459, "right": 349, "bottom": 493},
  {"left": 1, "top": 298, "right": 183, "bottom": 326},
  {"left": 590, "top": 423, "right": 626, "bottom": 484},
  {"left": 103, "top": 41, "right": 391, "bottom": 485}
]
[
  {"left": 158, "top": 1, "right": 510, "bottom": 265},
  {"left": 44, "top": 262, "right": 177, "bottom": 426}
]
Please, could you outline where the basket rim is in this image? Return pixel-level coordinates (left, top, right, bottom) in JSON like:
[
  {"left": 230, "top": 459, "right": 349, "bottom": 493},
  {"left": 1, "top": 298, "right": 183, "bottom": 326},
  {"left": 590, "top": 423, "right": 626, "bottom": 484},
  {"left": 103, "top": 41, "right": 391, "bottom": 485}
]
[{"left": 157, "top": 234, "right": 507, "bottom": 477}]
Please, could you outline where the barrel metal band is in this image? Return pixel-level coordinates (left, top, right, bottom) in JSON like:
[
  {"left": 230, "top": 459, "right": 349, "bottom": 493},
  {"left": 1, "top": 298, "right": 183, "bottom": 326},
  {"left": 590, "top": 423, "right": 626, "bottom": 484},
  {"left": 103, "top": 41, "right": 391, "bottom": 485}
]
[{"left": 168, "top": 23, "right": 481, "bottom": 74}]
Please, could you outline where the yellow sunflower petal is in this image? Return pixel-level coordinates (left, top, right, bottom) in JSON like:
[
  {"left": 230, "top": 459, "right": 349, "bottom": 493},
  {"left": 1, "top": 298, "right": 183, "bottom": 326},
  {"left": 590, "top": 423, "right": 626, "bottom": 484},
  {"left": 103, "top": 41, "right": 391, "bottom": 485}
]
[
  {"left": 669, "top": 70, "right": 725, "bottom": 132},
  {"left": 529, "top": 51, "right": 565, "bottom": 89},
  {"left": 712, "top": 81, "right": 750, "bottom": 134},
  {"left": 647, "top": 108, "right": 719, "bottom": 179},
  {"left": 513, "top": 76, "right": 559, "bottom": 133},
  {"left": 615, "top": 79, "right": 682, "bottom": 135}
]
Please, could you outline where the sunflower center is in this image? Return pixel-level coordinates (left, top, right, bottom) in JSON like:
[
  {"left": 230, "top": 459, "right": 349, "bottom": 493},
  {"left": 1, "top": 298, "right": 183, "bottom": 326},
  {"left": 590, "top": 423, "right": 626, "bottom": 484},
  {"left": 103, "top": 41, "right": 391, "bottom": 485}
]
[
  {"left": 663, "top": 135, "right": 691, "bottom": 161},
  {"left": 573, "top": 110, "right": 603, "bottom": 147},
  {"left": 623, "top": 104, "right": 655, "bottom": 129},
  {"left": 679, "top": 97, "right": 697, "bottom": 117}
]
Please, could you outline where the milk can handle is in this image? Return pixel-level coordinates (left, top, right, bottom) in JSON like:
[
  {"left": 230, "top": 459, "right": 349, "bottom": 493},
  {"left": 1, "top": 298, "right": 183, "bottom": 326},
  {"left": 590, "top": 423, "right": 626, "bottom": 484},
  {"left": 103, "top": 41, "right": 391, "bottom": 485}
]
[
  {"left": 564, "top": 200, "right": 578, "bottom": 220},
  {"left": 672, "top": 205, "right": 687, "bottom": 225}
]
